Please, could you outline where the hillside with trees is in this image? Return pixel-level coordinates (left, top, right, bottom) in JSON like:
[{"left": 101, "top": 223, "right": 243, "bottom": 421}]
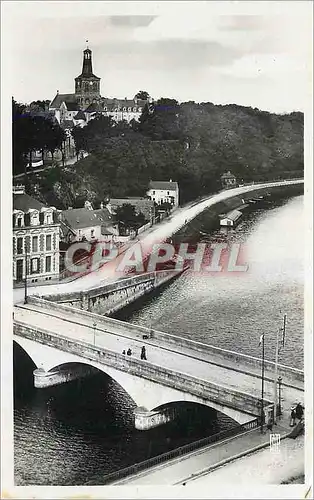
[{"left": 13, "top": 96, "right": 304, "bottom": 209}]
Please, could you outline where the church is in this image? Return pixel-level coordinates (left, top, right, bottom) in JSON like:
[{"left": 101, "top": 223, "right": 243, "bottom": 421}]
[{"left": 49, "top": 44, "right": 148, "bottom": 128}]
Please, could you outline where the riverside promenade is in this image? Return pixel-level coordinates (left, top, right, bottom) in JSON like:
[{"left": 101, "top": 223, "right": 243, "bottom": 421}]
[{"left": 112, "top": 418, "right": 301, "bottom": 485}]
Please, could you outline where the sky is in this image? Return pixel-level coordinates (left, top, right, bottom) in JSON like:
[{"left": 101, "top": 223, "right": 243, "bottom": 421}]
[{"left": 2, "top": 1, "right": 313, "bottom": 113}]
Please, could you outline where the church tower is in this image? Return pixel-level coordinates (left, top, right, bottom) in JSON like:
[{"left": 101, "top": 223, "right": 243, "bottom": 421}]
[{"left": 75, "top": 44, "right": 101, "bottom": 107}]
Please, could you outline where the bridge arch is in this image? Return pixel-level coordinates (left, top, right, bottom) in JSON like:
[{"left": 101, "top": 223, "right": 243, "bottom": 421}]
[{"left": 13, "top": 336, "right": 255, "bottom": 425}]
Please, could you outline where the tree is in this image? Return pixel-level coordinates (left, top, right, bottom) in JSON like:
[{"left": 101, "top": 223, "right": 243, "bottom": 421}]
[
  {"left": 115, "top": 204, "right": 146, "bottom": 235},
  {"left": 135, "top": 90, "right": 150, "bottom": 100}
]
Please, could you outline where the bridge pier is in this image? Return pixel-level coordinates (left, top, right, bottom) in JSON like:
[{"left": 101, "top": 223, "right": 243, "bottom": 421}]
[
  {"left": 134, "top": 406, "right": 177, "bottom": 430},
  {"left": 33, "top": 365, "right": 98, "bottom": 388}
]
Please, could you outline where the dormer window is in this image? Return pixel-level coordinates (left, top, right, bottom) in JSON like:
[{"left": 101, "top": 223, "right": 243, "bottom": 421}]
[
  {"left": 123, "top": 107, "right": 126, "bottom": 112},
  {"left": 45, "top": 212, "right": 52, "bottom": 224},
  {"left": 133, "top": 107, "right": 137, "bottom": 112},
  {"left": 31, "top": 212, "right": 39, "bottom": 226},
  {"left": 104, "top": 107, "right": 107, "bottom": 111},
  {"left": 128, "top": 107, "right": 132, "bottom": 112},
  {"left": 138, "top": 107, "right": 142, "bottom": 112}
]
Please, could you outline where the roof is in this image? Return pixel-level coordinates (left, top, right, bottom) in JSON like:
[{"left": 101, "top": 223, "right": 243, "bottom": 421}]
[
  {"left": 62, "top": 207, "right": 112, "bottom": 230},
  {"left": 74, "top": 110, "right": 86, "bottom": 121},
  {"left": 13, "top": 193, "right": 45, "bottom": 211},
  {"left": 64, "top": 101, "right": 80, "bottom": 111},
  {"left": 149, "top": 181, "right": 179, "bottom": 191},
  {"left": 221, "top": 171, "right": 236, "bottom": 179},
  {"left": 49, "top": 93, "right": 77, "bottom": 109},
  {"left": 84, "top": 102, "right": 104, "bottom": 113},
  {"left": 221, "top": 209, "right": 242, "bottom": 222}
]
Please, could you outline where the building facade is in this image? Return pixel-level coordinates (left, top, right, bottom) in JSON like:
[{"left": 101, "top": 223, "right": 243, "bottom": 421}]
[
  {"left": 49, "top": 45, "right": 148, "bottom": 128},
  {"left": 221, "top": 171, "right": 237, "bottom": 189},
  {"left": 147, "top": 180, "right": 179, "bottom": 208},
  {"left": 13, "top": 185, "right": 60, "bottom": 284}
]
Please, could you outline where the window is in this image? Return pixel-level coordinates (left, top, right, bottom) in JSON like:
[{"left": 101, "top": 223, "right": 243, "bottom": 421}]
[
  {"left": 128, "top": 107, "right": 131, "bottom": 112},
  {"left": 133, "top": 107, "right": 137, "bottom": 112},
  {"left": 17, "top": 217, "right": 22, "bottom": 227},
  {"left": 17, "top": 238, "right": 23, "bottom": 255},
  {"left": 138, "top": 107, "right": 142, "bottom": 112},
  {"left": 104, "top": 107, "right": 107, "bottom": 111},
  {"left": 46, "top": 235, "right": 52, "bottom": 251},
  {"left": 46, "top": 212, "right": 52, "bottom": 224},
  {"left": 152, "top": 190, "right": 155, "bottom": 195},
  {"left": 32, "top": 213, "right": 39, "bottom": 226},
  {"left": 31, "top": 258, "right": 39, "bottom": 274},
  {"left": 167, "top": 191, "right": 170, "bottom": 195},
  {"left": 91, "top": 229, "right": 95, "bottom": 238},
  {"left": 45, "top": 256, "right": 51, "bottom": 273},
  {"left": 32, "top": 236, "right": 38, "bottom": 253},
  {"left": 123, "top": 107, "right": 126, "bottom": 112}
]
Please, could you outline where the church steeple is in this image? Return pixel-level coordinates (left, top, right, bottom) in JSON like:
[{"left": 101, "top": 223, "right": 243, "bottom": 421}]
[{"left": 75, "top": 43, "right": 101, "bottom": 108}]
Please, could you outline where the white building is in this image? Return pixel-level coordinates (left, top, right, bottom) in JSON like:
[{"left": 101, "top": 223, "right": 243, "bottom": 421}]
[
  {"left": 13, "top": 185, "right": 60, "bottom": 284},
  {"left": 60, "top": 206, "right": 118, "bottom": 243},
  {"left": 220, "top": 209, "right": 243, "bottom": 227},
  {"left": 147, "top": 180, "right": 179, "bottom": 208}
]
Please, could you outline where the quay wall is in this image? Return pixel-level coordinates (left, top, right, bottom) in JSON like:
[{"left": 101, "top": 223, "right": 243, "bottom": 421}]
[{"left": 41, "top": 270, "right": 184, "bottom": 316}]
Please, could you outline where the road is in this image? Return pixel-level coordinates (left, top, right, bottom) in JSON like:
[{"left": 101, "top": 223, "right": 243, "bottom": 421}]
[
  {"left": 113, "top": 432, "right": 304, "bottom": 486},
  {"left": 14, "top": 302, "right": 303, "bottom": 413},
  {"left": 13, "top": 180, "right": 303, "bottom": 305}
]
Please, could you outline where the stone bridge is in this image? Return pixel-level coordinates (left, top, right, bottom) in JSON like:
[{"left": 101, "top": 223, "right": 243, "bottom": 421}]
[{"left": 13, "top": 297, "right": 304, "bottom": 430}]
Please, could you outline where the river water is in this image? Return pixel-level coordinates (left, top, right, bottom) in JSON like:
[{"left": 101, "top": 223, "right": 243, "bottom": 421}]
[{"left": 14, "top": 195, "right": 304, "bottom": 486}]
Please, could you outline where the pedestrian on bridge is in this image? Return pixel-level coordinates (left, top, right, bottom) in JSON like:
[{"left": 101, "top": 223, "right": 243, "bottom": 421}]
[
  {"left": 127, "top": 348, "right": 132, "bottom": 356},
  {"left": 290, "top": 406, "right": 297, "bottom": 427},
  {"left": 295, "top": 402, "right": 304, "bottom": 422},
  {"left": 141, "top": 346, "right": 147, "bottom": 360}
]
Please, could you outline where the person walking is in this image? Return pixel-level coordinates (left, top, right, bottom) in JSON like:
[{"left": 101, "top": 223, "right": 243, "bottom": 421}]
[
  {"left": 122, "top": 350, "right": 126, "bottom": 355},
  {"left": 290, "top": 405, "right": 297, "bottom": 427},
  {"left": 295, "top": 402, "right": 304, "bottom": 421},
  {"left": 127, "top": 348, "right": 132, "bottom": 356},
  {"left": 141, "top": 346, "right": 147, "bottom": 360}
]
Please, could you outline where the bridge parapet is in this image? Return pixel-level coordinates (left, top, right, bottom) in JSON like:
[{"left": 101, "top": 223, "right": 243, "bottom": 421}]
[
  {"left": 25, "top": 296, "right": 304, "bottom": 389},
  {"left": 14, "top": 319, "right": 272, "bottom": 418}
]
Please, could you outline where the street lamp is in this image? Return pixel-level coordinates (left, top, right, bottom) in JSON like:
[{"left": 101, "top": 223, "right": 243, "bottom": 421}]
[
  {"left": 24, "top": 241, "right": 29, "bottom": 304},
  {"left": 260, "top": 333, "right": 265, "bottom": 434},
  {"left": 93, "top": 321, "right": 97, "bottom": 345},
  {"left": 273, "top": 314, "right": 287, "bottom": 425},
  {"left": 278, "top": 376, "right": 283, "bottom": 418}
]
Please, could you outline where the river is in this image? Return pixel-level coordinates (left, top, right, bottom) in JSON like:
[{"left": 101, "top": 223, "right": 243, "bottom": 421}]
[{"left": 14, "top": 195, "right": 303, "bottom": 485}]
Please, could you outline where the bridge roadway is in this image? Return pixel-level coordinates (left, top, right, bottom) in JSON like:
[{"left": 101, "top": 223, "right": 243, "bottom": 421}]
[{"left": 13, "top": 300, "right": 303, "bottom": 417}]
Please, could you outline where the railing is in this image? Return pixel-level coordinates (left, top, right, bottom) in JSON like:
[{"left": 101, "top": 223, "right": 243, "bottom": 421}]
[{"left": 86, "top": 418, "right": 259, "bottom": 485}]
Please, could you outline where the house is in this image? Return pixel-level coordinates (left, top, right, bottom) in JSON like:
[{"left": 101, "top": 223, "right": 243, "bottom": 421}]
[
  {"left": 147, "top": 180, "right": 179, "bottom": 208},
  {"left": 220, "top": 209, "right": 243, "bottom": 227},
  {"left": 60, "top": 205, "right": 118, "bottom": 243},
  {"left": 13, "top": 185, "right": 60, "bottom": 284},
  {"left": 221, "top": 171, "right": 237, "bottom": 189}
]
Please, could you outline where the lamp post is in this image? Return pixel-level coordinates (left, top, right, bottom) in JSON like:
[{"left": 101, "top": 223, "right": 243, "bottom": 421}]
[
  {"left": 24, "top": 241, "right": 29, "bottom": 304},
  {"left": 273, "top": 314, "right": 287, "bottom": 425},
  {"left": 260, "top": 333, "right": 265, "bottom": 434},
  {"left": 278, "top": 376, "right": 282, "bottom": 417},
  {"left": 93, "top": 321, "right": 96, "bottom": 345}
]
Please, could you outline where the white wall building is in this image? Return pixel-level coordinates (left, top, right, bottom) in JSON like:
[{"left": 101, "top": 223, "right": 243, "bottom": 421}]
[
  {"left": 147, "top": 180, "right": 179, "bottom": 208},
  {"left": 13, "top": 185, "right": 60, "bottom": 284}
]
